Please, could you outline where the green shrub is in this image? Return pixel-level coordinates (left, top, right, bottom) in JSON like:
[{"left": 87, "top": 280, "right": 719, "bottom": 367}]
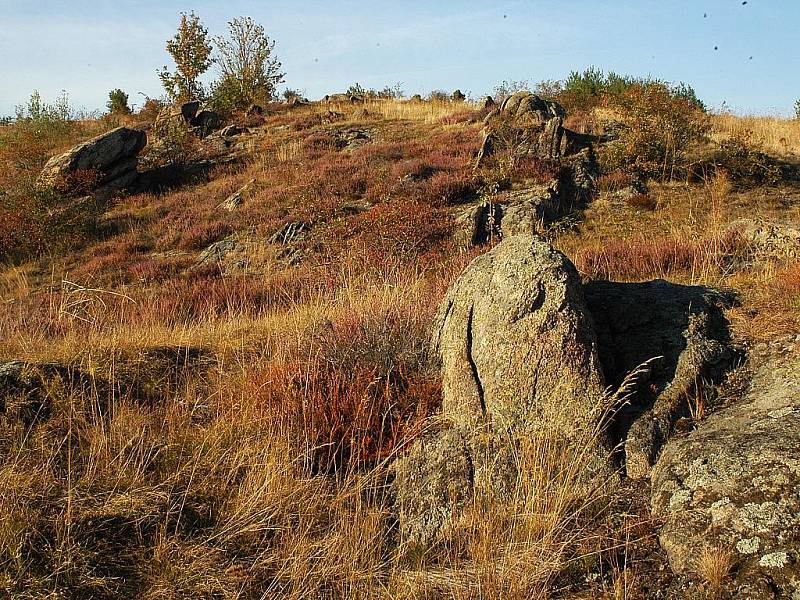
[
  {"left": 711, "top": 134, "right": 785, "bottom": 185},
  {"left": 211, "top": 16, "right": 284, "bottom": 113},
  {"left": 795, "top": 99, "right": 800, "bottom": 119},
  {"left": 107, "top": 89, "right": 131, "bottom": 115},
  {"left": 346, "top": 83, "right": 366, "bottom": 97},
  {"left": 604, "top": 82, "right": 709, "bottom": 180}
]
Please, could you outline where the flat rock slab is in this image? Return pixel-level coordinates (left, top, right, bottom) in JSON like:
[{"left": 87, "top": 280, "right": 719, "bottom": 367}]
[{"left": 651, "top": 353, "right": 800, "bottom": 599}]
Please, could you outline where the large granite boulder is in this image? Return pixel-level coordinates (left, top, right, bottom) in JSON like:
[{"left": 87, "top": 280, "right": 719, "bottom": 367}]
[
  {"left": 394, "top": 235, "right": 610, "bottom": 544},
  {"left": 37, "top": 127, "right": 146, "bottom": 192},
  {"left": 651, "top": 353, "right": 800, "bottom": 599}
]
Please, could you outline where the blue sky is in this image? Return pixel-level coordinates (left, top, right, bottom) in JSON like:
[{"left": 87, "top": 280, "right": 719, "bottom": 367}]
[{"left": 1, "top": 0, "right": 798, "bottom": 116}]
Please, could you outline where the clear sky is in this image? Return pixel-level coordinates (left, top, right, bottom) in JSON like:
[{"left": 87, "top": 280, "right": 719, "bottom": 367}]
[{"left": 1, "top": 0, "right": 798, "bottom": 117}]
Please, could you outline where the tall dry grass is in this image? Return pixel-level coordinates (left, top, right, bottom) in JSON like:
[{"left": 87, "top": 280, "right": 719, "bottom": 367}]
[
  {"left": 0, "top": 251, "right": 636, "bottom": 598},
  {"left": 363, "top": 99, "right": 478, "bottom": 124},
  {"left": 710, "top": 113, "right": 800, "bottom": 156}
]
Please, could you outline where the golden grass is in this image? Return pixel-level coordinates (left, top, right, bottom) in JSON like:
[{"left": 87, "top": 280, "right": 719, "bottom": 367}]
[
  {"left": 363, "top": 99, "right": 477, "bottom": 124},
  {"left": 0, "top": 256, "right": 624, "bottom": 599},
  {"left": 4, "top": 95, "right": 800, "bottom": 598},
  {"left": 710, "top": 113, "right": 800, "bottom": 156},
  {"left": 696, "top": 546, "right": 734, "bottom": 596}
]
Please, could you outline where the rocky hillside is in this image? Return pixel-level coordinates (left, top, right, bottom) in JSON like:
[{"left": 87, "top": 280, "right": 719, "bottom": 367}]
[{"left": 1, "top": 93, "right": 800, "bottom": 599}]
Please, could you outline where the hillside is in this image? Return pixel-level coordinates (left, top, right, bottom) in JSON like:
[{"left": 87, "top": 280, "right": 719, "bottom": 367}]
[{"left": 1, "top": 93, "right": 800, "bottom": 599}]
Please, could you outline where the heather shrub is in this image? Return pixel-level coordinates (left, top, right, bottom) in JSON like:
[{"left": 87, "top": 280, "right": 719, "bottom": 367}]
[
  {"left": 710, "top": 133, "right": 786, "bottom": 185},
  {"left": 0, "top": 187, "right": 101, "bottom": 259},
  {"left": 604, "top": 82, "right": 709, "bottom": 180},
  {"left": 596, "top": 170, "right": 633, "bottom": 193}
]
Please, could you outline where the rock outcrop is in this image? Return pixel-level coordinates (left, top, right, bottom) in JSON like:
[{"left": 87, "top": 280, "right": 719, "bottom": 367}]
[
  {"left": 456, "top": 151, "right": 597, "bottom": 248},
  {"left": 651, "top": 353, "right": 800, "bottom": 599},
  {"left": 476, "top": 92, "right": 594, "bottom": 166},
  {"left": 37, "top": 127, "right": 146, "bottom": 192},
  {"left": 394, "top": 235, "right": 610, "bottom": 544},
  {"left": 154, "top": 102, "right": 223, "bottom": 139}
]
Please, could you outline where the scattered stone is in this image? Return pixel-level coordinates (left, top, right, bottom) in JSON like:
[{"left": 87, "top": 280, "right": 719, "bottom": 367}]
[
  {"left": 730, "top": 218, "right": 800, "bottom": 259},
  {"left": 454, "top": 201, "right": 503, "bottom": 247},
  {"left": 218, "top": 180, "right": 255, "bottom": 212},
  {"left": 219, "top": 124, "right": 244, "bottom": 138},
  {"left": 268, "top": 221, "right": 309, "bottom": 245},
  {"left": 191, "top": 110, "right": 223, "bottom": 138},
  {"left": 245, "top": 104, "right": 264, "bottom": 117},
  {"left": 197, "top": 233, "right": 241, "bottom": 265},
  {"left": 652, "top": 353, "right": 800, "bottom": 598},
  {"left": 37, "top": 127, "right": 146, "bottom": 193}
]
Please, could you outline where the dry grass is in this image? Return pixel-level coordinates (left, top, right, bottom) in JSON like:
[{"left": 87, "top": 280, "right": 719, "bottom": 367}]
[
  {"left": 710, "top": 113, "right": 800, "bottom": 156},
  {"left": 364, "top": 99, "right": 477, "bottom": 124},
  {"left": 3, "top": 98, "right": 800, "bottom": 598},
  {"left": 0, "top": 255, "right": 624, "bottom": 599},
  {"left": 696, "top": 546, "right": 735, "bottom": 595}
]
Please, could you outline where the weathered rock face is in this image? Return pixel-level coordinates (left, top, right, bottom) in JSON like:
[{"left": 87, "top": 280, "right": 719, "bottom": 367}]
[
  {"left": 651, "top": 354, "right": 800, "bottom": 599},
  {"left": 730, "top": 218, "right": 800, "bottom": 260},
  {"left": 456, "top": 150, "right": 597, "bottom": 249},
  {"left": 584, "top": 280, "right": 737, "bottom": 479},
  {"left": 154, "top": 102, "right": 223, "bottom": 140},
  {"left": 37, "top": 127, "right": 146, "bottom": 192},
  {"left": 477, "top": 92, "right": 594, "bottom": 166},
  {"left": 432, "top": 234, "right": 606, "bottom": 429},
  {"left": 394, "top": 235, "right": 610, "bottom": 544}
]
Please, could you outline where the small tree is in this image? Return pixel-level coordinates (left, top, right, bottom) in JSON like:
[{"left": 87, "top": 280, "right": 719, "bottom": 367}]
[
  {"left": 795, "top": 99, "right": 800, "bottom": 119},
  {"left": 107, "top": 89, "right": 131, "bottom": 115},
  {"left": 212, "top": 16, "right": 284, "bottom": 111},
  {"left": 158, "top": 11, "right": 213, "bottom": 103}
]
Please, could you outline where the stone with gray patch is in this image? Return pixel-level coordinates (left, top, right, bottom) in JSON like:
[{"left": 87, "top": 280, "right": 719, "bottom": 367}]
[{"left": 651, "top": 353, "right": 800, "bottom": 598}]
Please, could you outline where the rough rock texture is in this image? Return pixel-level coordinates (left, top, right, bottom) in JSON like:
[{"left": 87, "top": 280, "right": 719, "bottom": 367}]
[
  {"left": 192, "top": 110, "right": 223, "bottom": 138},
  {"left": 218, "top": 180, "right": 254, "bottom": 212},
  {"left": 394, "top": 235, "right": 609, "bottom": 544},
  {"left": 456, "top": 150, "right": 597, "bottom": 248},
  {"left": 477, "top": 92, "right": 594, "bottom": 166},
  {"left": 584, "top": 280, "right": 737, "bottom": 479},
  {"left": 37, "top": 127, "right": 146, "bottom": 192},
  {"left": 652, "top": 353, "right": 800, "bottom": 599},
  {"left": 432, "top": 234, "right": 606, "bottom": 428}
]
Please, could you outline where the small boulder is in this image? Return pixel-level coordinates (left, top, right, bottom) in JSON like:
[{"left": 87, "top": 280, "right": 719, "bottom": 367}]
[
  {"left": 477, "top": 91, "right": 593, "bottom": 166},
  {"left": 245, "top": 104, "right": 264, "bottom": 117},
  {"left": 191, "top": 110, "right": 223, "bottom": 138}
]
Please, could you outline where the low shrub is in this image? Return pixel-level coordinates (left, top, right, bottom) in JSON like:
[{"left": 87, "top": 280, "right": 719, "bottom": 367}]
[
  {"left": 604, "top": 82, "right": 709, "bottom": 180},
  {"left": 709, "top": 133, "right": 787, "bottom": 185}
]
